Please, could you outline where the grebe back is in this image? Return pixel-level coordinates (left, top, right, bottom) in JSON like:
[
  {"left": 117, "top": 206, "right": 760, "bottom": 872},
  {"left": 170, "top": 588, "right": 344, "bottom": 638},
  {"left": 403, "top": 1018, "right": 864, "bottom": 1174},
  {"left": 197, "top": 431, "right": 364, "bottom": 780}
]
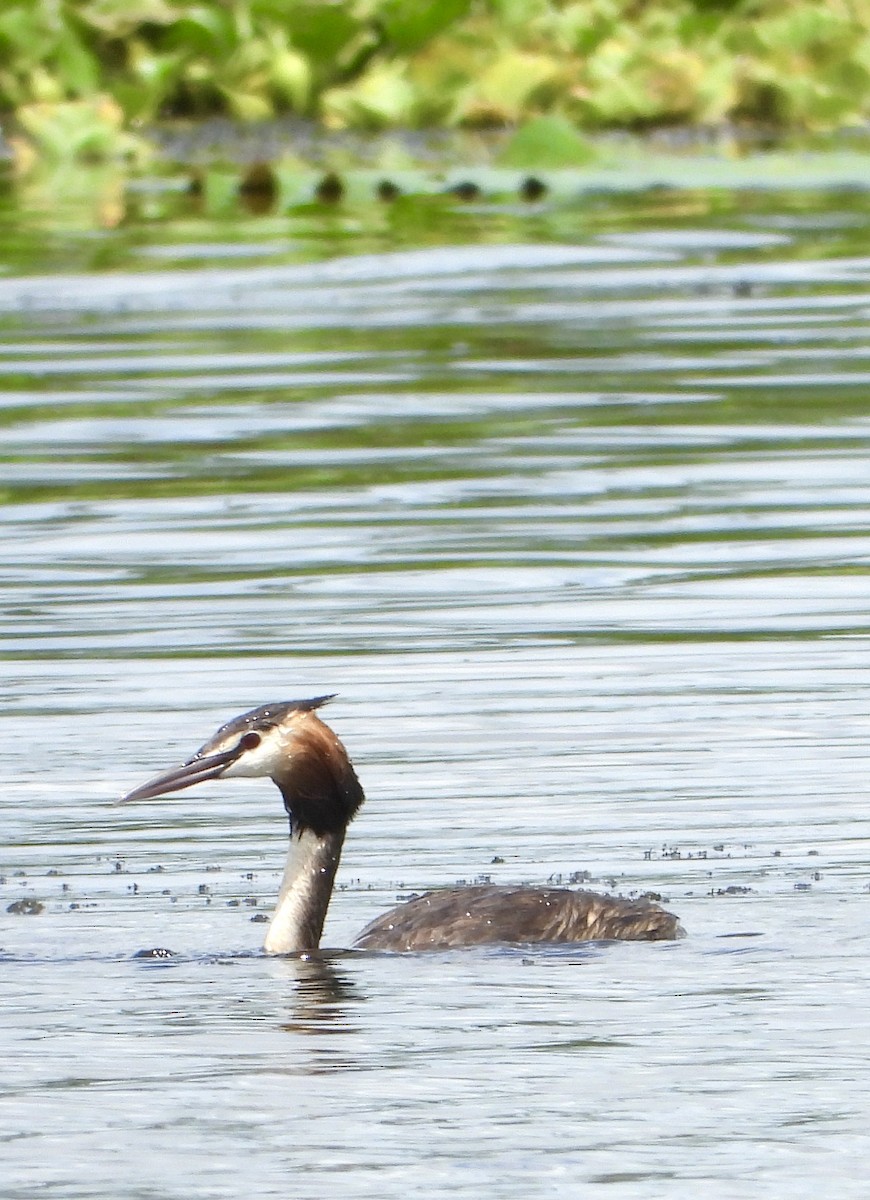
[{"left": 121, "top": 697, "right": 683, "bottom": 952}]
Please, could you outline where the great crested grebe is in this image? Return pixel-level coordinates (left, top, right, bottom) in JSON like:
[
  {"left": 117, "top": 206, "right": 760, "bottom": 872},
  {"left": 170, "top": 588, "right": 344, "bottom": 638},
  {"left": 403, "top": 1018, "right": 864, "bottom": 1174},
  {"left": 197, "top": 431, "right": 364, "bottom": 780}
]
[{"left": 122, "top": 697, "right": 683, "bottom": 952}]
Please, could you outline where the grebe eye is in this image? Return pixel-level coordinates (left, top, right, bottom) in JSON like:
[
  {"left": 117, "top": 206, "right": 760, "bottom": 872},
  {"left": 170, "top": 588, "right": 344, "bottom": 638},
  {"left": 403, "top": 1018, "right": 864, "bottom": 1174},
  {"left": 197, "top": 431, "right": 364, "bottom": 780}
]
[{"left": 240, "top": 731, "right": 261, "bottom": 750}]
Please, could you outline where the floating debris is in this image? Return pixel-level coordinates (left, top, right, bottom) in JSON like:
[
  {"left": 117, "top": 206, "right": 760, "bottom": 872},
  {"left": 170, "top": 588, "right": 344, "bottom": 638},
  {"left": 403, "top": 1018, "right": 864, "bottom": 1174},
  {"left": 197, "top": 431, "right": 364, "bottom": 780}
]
[
  {"left": 447, "top": 179, "right": 481, "bottom": 201},
  {"left": 376, "top": 178, "right": 401, "bottom": 202},
  {"left": 6, "top": 898, "right": 44, "bottom": 916},
  {"left": 519, "top": 175, "right": 547, "bottom": 201},
  {"left": 238, "top": 162, "right": 278, "bottom": 213},
  {"left": 315, "top": 171, "right": 343, "bottom": 204}
]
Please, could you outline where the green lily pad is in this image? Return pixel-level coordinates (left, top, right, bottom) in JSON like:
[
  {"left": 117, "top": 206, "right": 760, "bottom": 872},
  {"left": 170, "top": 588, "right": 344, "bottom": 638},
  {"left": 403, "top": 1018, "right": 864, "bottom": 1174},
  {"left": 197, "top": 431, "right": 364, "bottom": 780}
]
[{"left": 498, "top": 115, "right": 596, "bottom": 168}]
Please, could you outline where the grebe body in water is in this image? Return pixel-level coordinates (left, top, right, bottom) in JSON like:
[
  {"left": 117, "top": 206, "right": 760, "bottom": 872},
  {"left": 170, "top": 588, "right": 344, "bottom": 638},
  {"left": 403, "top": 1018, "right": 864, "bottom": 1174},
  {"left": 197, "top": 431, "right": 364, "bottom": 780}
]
[{"left": 122, "top": 697, "right": 683, "bottom": 952}]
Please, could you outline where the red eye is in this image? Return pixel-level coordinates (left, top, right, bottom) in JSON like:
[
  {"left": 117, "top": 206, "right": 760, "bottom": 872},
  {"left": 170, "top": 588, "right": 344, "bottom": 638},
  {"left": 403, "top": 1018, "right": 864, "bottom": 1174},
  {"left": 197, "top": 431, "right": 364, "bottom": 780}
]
[{"left": 240, "top": 731, "right": 261, "bottom": 750}]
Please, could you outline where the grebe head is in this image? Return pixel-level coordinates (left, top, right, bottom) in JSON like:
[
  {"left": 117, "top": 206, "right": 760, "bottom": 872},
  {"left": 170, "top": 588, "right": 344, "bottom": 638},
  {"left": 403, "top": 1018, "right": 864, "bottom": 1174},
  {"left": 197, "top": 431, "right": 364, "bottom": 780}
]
[{"left": 121, "top": 695, "right": 364, "bottom": 837}]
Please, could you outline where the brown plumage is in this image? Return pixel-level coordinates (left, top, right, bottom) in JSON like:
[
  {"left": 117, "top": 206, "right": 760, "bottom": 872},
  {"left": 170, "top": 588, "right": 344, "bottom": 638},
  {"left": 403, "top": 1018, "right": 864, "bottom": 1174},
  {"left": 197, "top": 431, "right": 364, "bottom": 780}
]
[
  {"left": 354, "top": 884, "right": 681, "bottom": 951},
  {"left": 122, "top": 697, "right": 684, "bottom": 953}
]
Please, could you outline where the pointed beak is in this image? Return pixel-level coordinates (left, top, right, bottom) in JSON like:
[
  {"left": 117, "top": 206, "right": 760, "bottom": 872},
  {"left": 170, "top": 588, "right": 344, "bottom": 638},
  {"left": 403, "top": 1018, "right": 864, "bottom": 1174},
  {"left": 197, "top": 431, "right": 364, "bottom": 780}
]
[{"left": 121, "top": 747, "right": 239, "bottom": 803}]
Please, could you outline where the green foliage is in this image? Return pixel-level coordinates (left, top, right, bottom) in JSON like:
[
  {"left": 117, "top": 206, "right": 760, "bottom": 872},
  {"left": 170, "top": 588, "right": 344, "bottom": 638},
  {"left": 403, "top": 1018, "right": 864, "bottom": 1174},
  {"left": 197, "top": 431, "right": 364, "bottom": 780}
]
[
  {"left": 375, "top": 0, "right": 472, "bottom": 54},
  {"left": 728, "top": 1, "right": 870, "bottom": 125},
  {"left": 13, "top": 95, "right": 148, "bottom": 165},
  {"left": 4, "top": 0, "right": 870, "bottom": 171},
  {"left": 498, "top": 114, "right": 596, "bottom": 166},
  {"left": 323, "top": 60, "right": 417, "bottom": 128}
]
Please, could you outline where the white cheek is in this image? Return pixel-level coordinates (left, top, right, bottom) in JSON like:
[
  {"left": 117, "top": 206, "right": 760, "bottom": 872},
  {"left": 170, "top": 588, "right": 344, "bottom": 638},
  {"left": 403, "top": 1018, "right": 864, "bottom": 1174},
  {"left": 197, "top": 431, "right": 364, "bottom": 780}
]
[{"left": 221, "top": 731, "right": 289, "bottom": 779}]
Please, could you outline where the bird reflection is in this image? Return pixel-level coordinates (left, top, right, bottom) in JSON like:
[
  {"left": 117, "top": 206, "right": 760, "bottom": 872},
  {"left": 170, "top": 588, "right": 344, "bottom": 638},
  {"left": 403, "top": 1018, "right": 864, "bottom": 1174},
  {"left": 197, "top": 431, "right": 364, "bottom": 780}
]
[{"left": 278, "top": 951, "right": 361, "bottom": 1036}]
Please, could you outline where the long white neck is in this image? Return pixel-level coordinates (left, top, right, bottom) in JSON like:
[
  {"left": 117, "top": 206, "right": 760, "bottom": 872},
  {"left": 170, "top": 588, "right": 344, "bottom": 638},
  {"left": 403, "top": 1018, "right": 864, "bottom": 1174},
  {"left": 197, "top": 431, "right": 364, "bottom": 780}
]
[{"left": 263, "top": 827, "right": 345, "bottom": 954}]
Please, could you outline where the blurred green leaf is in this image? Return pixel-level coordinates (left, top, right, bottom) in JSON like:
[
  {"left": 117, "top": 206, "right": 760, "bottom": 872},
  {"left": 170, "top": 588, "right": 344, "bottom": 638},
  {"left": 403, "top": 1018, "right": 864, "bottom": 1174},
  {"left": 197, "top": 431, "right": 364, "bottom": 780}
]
[
  {"left": 77, "top": 0, "right": 178, "bottom": 37},
  {"left": 749, "top": 4, "right": 852, "bottom": 55},
  {"left": 459, "top": 50, "right": 561, "bottom": 123},
  {"left": 54, "top": 30, "right": 102, "bottom": 96},
  {"left": 269, "top": 46, "right": 311, "bottom": 110},
  {"left": 281, "top": 2, "right": 362, "bottom": 63},
  {"left": 15, "top": 96, "right": 149, "bottom": 165},
  {"left": 323, "top": 61, "right": 417, "bottom": 127},
  {"left": 486, "top": 0, "right": 553, "bottom": 32},
  {"left": 0, "top": 5, "right": 58, "bottom": 63},
  {"left": 220, "top": 87, "right": 275, "bottom": 121},
  {"left": 377, "top": 0, "right": 471, "bottom": 54},
  {"left": 163, "top": 5, "right": 237, "bottom": 57},
  {"left": 498, "top": 114, "right": 596, "bottom": 166},
  {"left": 118, "top": 40, "right": 184, "bottom": 120}
]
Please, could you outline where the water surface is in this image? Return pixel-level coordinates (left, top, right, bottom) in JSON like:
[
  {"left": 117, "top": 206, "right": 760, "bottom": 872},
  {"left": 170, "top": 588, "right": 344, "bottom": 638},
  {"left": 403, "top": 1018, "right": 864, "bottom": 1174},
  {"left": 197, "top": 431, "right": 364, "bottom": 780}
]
[{"left": 2, "top": 180, "right": 870, "bottom": 1198}]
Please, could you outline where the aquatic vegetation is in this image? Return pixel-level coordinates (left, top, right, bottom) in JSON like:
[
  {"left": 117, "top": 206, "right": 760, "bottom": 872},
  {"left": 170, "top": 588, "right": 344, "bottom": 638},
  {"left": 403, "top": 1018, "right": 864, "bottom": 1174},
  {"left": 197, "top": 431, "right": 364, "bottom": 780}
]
[
  {"left": 10, "top": 96, "right": 149, "bottom": 167},
  {"left": 2, "top": 0, "right": 870, "bottom": 170}
]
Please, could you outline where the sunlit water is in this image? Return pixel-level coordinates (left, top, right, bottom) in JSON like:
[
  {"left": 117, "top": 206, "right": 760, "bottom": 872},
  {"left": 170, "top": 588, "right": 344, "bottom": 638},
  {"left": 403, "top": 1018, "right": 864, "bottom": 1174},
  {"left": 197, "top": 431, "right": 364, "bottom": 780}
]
[{"left": 2, "top": 180, "right": 870, "bottom": 1198}]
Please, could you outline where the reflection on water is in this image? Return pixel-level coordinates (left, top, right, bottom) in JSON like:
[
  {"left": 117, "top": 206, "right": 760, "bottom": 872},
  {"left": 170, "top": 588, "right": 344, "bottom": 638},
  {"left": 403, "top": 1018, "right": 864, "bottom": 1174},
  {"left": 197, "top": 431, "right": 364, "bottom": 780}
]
[
  {"left": 2, "top": 182, "right": 870, "bottom": 1198},
  {"left": 279, "top": 953, "right": 363, "bottom": 1038}
]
